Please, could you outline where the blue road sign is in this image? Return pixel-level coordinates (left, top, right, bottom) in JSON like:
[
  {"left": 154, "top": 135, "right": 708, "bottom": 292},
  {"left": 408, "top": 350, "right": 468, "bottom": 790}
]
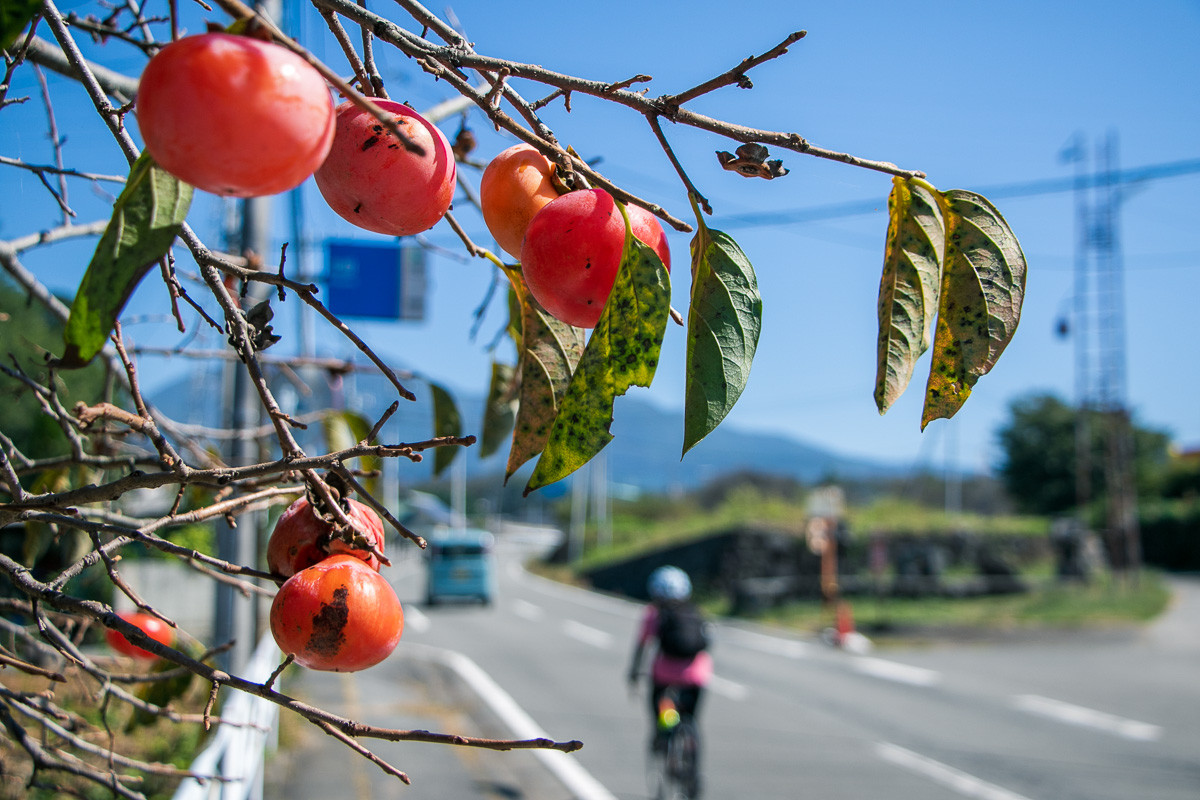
[{"left": 325, "top": 240, "right": 426, "bottom": 321}]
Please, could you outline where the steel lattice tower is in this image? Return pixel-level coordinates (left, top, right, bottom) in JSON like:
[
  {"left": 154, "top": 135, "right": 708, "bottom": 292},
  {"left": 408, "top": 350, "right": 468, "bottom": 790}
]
[{"left": 1066, "top": 130, "right": 1141, "bottom": 573}]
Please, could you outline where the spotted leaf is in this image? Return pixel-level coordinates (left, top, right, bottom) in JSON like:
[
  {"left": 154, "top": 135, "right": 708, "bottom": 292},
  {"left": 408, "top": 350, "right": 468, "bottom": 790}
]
[
  {"left": 922, "top": 189, "right": 1026, "bottom": 428},
  {"left": 525, "top": 216, "right": 671, "bottom": 494},
  {"left": 875, "top": 177, "right": 945, "bottom": 414}
]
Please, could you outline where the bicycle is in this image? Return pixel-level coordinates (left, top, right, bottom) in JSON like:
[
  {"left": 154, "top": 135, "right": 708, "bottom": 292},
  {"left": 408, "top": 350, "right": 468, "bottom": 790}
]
[{"left": 645, "top": 686, "right": 701, "bottom": 800}]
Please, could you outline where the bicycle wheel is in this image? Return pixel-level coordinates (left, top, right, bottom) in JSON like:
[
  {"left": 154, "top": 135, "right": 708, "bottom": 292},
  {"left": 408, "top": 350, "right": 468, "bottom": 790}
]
[{"left": 665, "top": 721, "right": 700, "bottom": 800}]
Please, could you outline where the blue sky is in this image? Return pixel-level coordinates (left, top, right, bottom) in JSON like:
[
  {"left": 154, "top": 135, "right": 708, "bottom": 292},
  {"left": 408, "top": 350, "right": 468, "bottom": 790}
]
[{"left": 3, "top": 0, "right": 1198, "bottom": 478}]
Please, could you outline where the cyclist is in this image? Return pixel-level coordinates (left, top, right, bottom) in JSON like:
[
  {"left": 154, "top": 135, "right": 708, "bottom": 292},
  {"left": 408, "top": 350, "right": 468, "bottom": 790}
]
[{"left": 627, "top": 566, "right": 713, "bottom": 762}]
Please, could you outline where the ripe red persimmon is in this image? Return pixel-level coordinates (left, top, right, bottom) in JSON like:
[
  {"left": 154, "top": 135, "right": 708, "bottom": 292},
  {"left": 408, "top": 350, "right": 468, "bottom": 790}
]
[
  {"left": 520, "top": 188, "right": 671, "bottom": 329},
  {"left": 315, "top": 100, "right": 456, "bottom": 236},
  {"left": 266, "top": 496, "right": 385, "bottom": 578},
  {"left": 135, "top": 32, "right": 335, "bottom": 197},
  {"left": 479, "top": 143, "right": 561, "bottom": 259},
  {"left": 106, "top": 611, "right": 176, "bottom": 660},
  {"left": 269, "top": 555, "right": 404, "bottom": 672}
]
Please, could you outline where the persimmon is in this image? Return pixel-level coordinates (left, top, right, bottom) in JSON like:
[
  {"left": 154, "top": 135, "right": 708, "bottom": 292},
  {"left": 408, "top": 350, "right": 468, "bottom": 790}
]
[
  {"left": 315, "top": 100, "right": 456, "bottom": 236},
  {"left": 135, "top": 32, "right": 335, "bottom": 197},
  {"left": 106, "top": 611, "right": 175, "bottom": 660},
  {"left": 266, "top": 496, "right": 385, "bottom": 578},
  {"left": 269, "top": 555, "right": 404, "bottom": 672},
  {"left": 479, "top": 143, "right": 561, "bottom": 259},
  {"left": 520, "top": 188, "right": 670, "bottom": 328}
]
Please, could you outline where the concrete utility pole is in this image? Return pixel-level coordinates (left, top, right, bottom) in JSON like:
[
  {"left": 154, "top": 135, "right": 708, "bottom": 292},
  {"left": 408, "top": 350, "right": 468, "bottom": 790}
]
[{"left": 213, "top": 0, "right": 281, "bottom": 675}]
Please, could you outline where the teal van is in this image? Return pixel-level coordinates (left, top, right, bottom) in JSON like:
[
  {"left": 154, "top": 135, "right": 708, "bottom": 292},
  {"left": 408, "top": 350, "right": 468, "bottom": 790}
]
[{"left": 424, "top": 527, "right": 496, "bottom": 605}]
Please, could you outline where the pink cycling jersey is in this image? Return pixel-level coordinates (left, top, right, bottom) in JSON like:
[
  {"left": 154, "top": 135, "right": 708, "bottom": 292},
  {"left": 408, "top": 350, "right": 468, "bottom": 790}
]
[{"left": 638, "top": 604, "right": 713, "bottom": 687}]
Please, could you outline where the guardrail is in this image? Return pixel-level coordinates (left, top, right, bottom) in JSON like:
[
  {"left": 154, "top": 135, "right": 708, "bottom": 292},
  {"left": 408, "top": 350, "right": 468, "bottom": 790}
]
[{"left": 172, "top": 634, "right": 281, "bottom": 800}]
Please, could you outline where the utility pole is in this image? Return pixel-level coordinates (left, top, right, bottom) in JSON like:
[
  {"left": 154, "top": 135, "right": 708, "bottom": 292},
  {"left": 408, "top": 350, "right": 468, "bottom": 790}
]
[
  {"left": 213, "top": 195, "right": 272, "bottom": 674},
  {"left": 213, "top": 0, "right": 281, "bottom": 674}
]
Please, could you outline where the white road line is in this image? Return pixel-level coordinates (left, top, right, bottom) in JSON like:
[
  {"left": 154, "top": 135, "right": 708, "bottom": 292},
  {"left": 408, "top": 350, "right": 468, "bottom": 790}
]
[
  {"left": 511, "top": 598, "right": 545, "bottom": 621},
  {"left": 707, "top": 673, "right": 749, "bottom": 701},
  {"left": 1012, "top": 694, "right": 1163, "bottom": 741},
  {"left": 516, "top": 562, "right": 641, "bottom": 617},
  {"left": 433, "top": 647, "right": 619, "bottom": 800},
  {"left": 876, "top": 741, "right": 1035, "bottom": 800},
  {"left": 562, "top": 619, "right": 615, "bottom": 649},
  {"left": 403, "top": 604, "right": 431, "bottom": 633},
  {"left": 853, "top": 656, "right": 942, "bottom": 687},
  {"left": 723, "top": 628, "right": 812, "bottom": 659}
]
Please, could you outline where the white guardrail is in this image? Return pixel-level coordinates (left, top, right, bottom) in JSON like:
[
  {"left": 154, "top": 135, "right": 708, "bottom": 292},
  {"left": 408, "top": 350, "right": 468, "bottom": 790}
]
[{"left": 172, "top": 634, "right": 281, "bottom": 800}]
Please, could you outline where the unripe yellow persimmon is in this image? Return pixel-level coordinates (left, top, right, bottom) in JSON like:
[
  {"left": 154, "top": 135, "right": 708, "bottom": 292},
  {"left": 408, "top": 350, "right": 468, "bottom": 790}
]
[{"left": 479, "top": 143, "right": 561, "bottom": 259}]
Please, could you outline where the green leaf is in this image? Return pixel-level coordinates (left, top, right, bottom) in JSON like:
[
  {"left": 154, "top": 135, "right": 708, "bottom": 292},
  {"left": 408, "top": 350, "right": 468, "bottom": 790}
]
[
  {"left": 1, "top": 0, "right": 40, "bottom": 49},
  {"left": 922, "top": 189, "right": 1027, "bottom": 428},
  {"left": 525, "top": 214, "right": 671, "bottom": 494},
  {"left": 481, "top": 361, "right": 518, "bottom": 459},
  {"left": 504, "top": 269, "right": 586, "bottom": 481},
  {"left": 875, "top": 176, "right": 945, "bottom": 414},
  {"left": 683, "top": 198, "right": 762, "bottom": 455},
  {"left": 59, "top": 153, "right": 192, "bottom": 368},
  {"left": 430, "top": 382, "right": 462, "bottom": 477},
  {"left": 322, "top": 410, "right": 381, "bottom": 495}
]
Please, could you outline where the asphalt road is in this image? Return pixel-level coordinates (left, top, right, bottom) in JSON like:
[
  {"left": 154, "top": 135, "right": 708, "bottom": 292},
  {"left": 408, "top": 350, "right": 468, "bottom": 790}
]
[{"left": 270, "top": 525, "right": 1200, "bottom": 800}]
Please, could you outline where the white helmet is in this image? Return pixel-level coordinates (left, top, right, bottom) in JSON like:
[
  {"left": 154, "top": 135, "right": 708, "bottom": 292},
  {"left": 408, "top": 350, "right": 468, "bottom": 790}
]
[{"left": 648, "top": 566, "right": 691, "bottom": 601}]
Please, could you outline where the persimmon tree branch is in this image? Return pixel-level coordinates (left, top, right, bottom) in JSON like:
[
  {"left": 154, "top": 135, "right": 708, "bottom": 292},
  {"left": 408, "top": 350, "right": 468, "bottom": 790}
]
[{"left": 0, "top": 0, "right": 971, "bottom": 792}]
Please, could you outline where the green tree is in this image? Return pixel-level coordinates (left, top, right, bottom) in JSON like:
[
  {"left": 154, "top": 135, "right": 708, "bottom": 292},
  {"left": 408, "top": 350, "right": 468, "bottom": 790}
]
[
  {"left": 995, "top": 393, "right": 1170, "bottom": 516},
  {"left": 0, "top": 278, "right": 109, "bottom": 459}
]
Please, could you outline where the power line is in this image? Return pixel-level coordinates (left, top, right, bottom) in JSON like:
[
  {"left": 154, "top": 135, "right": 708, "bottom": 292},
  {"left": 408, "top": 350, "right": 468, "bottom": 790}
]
[{"left": 713, "top": 156, "right": 1200, "bottom": 228}]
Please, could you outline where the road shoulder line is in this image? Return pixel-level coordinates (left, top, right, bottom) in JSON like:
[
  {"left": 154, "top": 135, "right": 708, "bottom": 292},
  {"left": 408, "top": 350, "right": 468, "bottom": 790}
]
[{"left": 412, "top": 643, "right": 620, "bottom": 800}]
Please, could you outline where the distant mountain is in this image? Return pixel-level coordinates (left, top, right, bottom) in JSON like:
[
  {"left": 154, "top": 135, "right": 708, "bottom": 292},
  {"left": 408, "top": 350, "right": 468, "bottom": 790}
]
[
  {"left": 148, "top": 365, "right": 900, "bottom": 493},
  {"left": 603, "top": 399, "right": 900, "bottom": 491}
]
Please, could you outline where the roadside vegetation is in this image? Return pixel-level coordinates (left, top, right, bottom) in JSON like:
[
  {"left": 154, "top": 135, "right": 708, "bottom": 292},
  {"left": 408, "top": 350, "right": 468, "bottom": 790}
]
[{"left": 535, "top": 466, "right": 1182, "bottom": 639}]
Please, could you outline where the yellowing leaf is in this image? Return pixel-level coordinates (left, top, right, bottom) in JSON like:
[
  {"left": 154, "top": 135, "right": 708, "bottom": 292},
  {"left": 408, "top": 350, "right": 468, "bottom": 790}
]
[
  {"left": 875, "top": 177, "right": 944, "bottom": 414},
  {"left": 322, "top": 410, "right": 381, "bottom": 495},
  {"left": 922, "top": 189, "right": 1027, "bottom": 428},
  {"left": 683, "top": 199, "right": 762, "bottom": 455},
  {"left": 525, "top": 218, "right": 671, "bottom": 494},
  {"left": 59, "top": 153, "right": 192, "bottom": 367},
  {"left": 504, "top": 269, "right": 586, "bottom": 481}
]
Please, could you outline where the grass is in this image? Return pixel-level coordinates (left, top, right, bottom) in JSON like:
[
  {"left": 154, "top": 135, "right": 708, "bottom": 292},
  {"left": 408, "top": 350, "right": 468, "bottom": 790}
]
[
  {"left": 714, "top": 572, "right": 1173, "bottom": 640},
  {"left": 0, "top": 658, "right": 211, "bottom": 800}
]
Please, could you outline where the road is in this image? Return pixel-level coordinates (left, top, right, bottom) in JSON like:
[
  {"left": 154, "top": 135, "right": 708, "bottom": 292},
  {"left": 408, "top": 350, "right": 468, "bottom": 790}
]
[{"left": 272, "top": 525, "right": 1200, "bottom": 800}]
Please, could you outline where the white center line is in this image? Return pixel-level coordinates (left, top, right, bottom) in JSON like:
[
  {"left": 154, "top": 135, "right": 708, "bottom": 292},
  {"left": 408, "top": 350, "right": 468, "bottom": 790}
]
[
  {"left": 1012, "top": 694, "right": 1163, "bottom": 741},
  {"left": 726, "top": 629, "right": 812, "bottom": 659},
  {"left": 562, "top": 619, "right": 615, "bottom": 649},
  {"left": 877, "top": 741, "right": 1035, "bottom": 800},
  {"left": 853, "top": 656, "right": 942, "bottom": 687},
  {"left": 707, "top": 673, "right": 749, "bottom": 701},
  {"left": 512, "top": 598, "right": 545, "bottom": 621},
  {"left": 403, "top": 605, "right": 430, "bottom": 633}
]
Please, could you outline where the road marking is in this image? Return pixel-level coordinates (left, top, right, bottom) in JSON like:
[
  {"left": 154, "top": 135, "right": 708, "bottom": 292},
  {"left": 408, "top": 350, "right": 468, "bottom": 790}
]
[
  {"left": 725, "top": 628, "right": 812, "bottom": 659},
  {"left": 853, "top": 656, "right": 942, "bottom": 687},
  {"left": 562, "top": 619, "right": 615, "bottom": 649},
  {"left": 512, "top": 598, "right": 545, "bottom": 621},
  {"left": 876, "top": 741, "right": 1035, "bottom": 800},
  {"left": 707, "top": 673, "right": 749, "bottom": 701},
  {"left": 404, "top": 605, "right": 431, "bottom": 633},
  {"left": 517, "top": 562, "right": 641, "bottom": 617},
  {"left": 434, "top": 647, "right": 619, "bottom": 800},
  {"left": 1012, "top": 694, "right": 1163, "bottom": 741}
]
